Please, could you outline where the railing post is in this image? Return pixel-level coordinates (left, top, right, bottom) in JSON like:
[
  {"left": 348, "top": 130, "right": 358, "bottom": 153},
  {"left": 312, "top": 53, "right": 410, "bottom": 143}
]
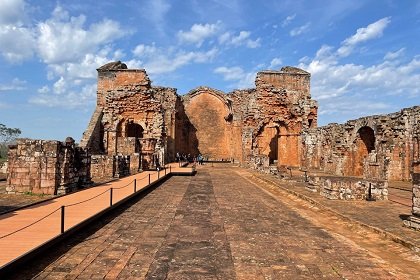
[
  {"left": 110, "top": 188, "right": 113, "bottom": 206},
  {"left": 134, "top": 179, "right": 137, "bottom": 193},
  {"left": 165, "top": 166, "right": 167, "bottom": 176},
  {"left": 61, "top": 206, "right": 65, "bottom": 234},
  {"left": 170, "top": 165, "right": 172, "bottom": 173},
  {"left": 158, "top": 169, "right": 160, "bottom": 179},
  {"left": 148, "top": 173, "right": 151, "bottom": 185}
]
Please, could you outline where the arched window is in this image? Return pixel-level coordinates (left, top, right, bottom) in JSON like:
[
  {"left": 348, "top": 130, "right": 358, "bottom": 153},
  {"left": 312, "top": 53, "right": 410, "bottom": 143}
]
[{"left": 126, "top": 121, "right": 144, "bottom": 138}]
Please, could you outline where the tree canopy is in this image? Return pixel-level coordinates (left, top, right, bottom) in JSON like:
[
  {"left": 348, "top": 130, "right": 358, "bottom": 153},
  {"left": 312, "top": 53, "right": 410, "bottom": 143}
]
[{"left": 0, "top": 123, "right": 21, "bottom": 158}]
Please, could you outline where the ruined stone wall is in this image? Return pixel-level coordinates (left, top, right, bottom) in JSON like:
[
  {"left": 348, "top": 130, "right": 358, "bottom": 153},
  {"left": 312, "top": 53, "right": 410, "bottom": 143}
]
[
  {"left": 301, "top": 106, "right": 420, "bottom": 182},
  {"left": 80, "top": 62, "right": 178, "bottom": 180},
  {"left": 7, "top": 138, "right": 91, "bottom": 195},
  {"left": 82, "top": 62, "right": 318, "bottom": 178},
  {"left": 228, "top": 67, "right": 318, "bottom": 168},
  {"left": 311, "top": 176, "right": 388, "bottom": 200},
  {"left": 180, "top": 87, "right": 233, "bottom": 160}
]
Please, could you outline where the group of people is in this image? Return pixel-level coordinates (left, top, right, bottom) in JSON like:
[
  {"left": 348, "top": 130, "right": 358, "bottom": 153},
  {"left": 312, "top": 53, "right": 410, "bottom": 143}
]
[{"left": 176, "top": 152, "right": 204, "bottom": 165}]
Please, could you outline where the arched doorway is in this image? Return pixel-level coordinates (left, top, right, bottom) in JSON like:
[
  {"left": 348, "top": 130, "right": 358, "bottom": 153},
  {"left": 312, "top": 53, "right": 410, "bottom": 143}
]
[
  {"left": 126, "top": 121, "right": 144, "bottom": 138},
  {"left": 256, "top": 125, "right": 279, "bottom": 164},
  {"left": 354, "top": 126, "right": 375, "bottom": 176}
]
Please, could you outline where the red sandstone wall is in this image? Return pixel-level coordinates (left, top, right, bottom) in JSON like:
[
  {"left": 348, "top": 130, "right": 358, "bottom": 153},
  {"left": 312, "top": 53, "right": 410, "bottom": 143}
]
[
  {"left": 301, "top": 106, "right": 420, "bottom": 181},
  {"left": 183, "top": 89, "right": 232, "bottom": 160},
  {"left": 7, "top": 138, "right": 91, "bottom": 195}
]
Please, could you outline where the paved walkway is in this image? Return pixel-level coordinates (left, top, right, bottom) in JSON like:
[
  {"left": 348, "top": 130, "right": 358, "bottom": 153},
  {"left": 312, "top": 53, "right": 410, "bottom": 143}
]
[
  {"left": 5, "top": 164, "right": 420, "bottom": 279},
  {"left": 0, "top": 163, "right": 194, "bottom": 273}
]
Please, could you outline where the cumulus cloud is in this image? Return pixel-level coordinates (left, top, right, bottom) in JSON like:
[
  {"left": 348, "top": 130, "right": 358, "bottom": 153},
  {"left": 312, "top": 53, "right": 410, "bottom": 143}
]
[
  {"left": 0, "top": 0, "right": 26, "bottom": 25},
  {"left": 30, "top": 83, "right": 97, "bottom": 108},
  {"left": 297, "top": 17, "right": 420, "bottom": 122},
  {"left": 290, "top": 22, "right": 311, "bottom": 37},
  {"left": 0, "top": 25, "right": 35, "bottom": 62},
  {"left": 134, "top": 46, "right": 218, "bottom": 75},
  {"left": 177, "top": 22, "right": 221, "bottom": 47},
  {"left": 338, "top": 17, "right": 391, "bottom": 57},
  {"left": 213, "top": 66, "right": 255, "bottom": 89},
  {"left": 218, "top": 31, "right": 261, "bottom": 48},
  {"left": 133, "top": 43, "right": 158, "bottom": 57},
  {"left": 37, "top": 85, "right": 50, "bottom": 94},
  {"left": 37, "top": 6, "right": 125, "bottom": 64}
]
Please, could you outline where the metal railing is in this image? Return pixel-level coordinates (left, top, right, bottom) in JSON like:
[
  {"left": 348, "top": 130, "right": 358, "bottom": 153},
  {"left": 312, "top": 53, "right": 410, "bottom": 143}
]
[{"left": 0, "top": 166, "right": 173, "bottom": 239}]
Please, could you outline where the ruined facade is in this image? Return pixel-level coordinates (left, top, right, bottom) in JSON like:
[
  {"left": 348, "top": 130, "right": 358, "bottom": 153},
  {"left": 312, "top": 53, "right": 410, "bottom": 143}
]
[
  {"left": 6, "top": 137, "right": 91, "bottom": 195},
  {"left": 80, "top": 61, "right": 318, "bottom": 179},
  {"left": 300, "top": 106, "right": 420, "bottom": 182}
]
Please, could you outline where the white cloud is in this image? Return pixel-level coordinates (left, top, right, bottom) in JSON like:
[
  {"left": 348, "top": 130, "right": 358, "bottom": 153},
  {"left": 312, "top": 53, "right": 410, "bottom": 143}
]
[
  {"left": 0, "top": 78, "right": 27, "bottom": 91},
  {"left": 0, "top": 25, "right": 35, "bottom": 62},
  {"left": 30, "top": 83, "right": 97, "bottom": 108},
  {"left": 0, "top": 0, "right": 26, "bottom": 25},
  {"left": 37, "top": 6, "right": 125, "bottom": 64},
  {"left": 297, "top": 18, "right": 420, "bottom": 122},
  {"left": 269, "top": 58, "right": 282, "bottom": 69},
  {"left": 290, "top": 22, "right": 311, "bottom": 37},
  {"left": 384, "top": 48, "right": 405, "bottom": 60},
  {"left": 53, "top": 77, "right": 67, "bottom": 94},
  {"left": 213, "top": 66, "right": 256, "bottom": 89},
  {"left": 214, "top": 66, "right": 244, "bottom": 81},
  {"left": 37, "top": 85, "right": 50, "bottom": 94},
  {"left": 143, "top": 0, "right": 171, "bottom": 35},
  {"left": 218, "top": 31, "right": 260, "bottom": 48},
  {"left": 281, "top": 14, "right": 296, "bottom": 27},
  {"left": 177, "top": 22, "right": 220, "bottom": 47},
  {"left": 133, "top": 43, "right": 158, "bottom": 57},
  {"left": 141, "top": 47, "right": 218, "bottom": 75},
  {"left": 338, "top": 17, "right": 391, "bottom": 57},
  {"left": 247, "top": 38, "right": 261, "bottom": 48},
  {"left": 343, "top": 17, "right": 391, "bottom": 46}
]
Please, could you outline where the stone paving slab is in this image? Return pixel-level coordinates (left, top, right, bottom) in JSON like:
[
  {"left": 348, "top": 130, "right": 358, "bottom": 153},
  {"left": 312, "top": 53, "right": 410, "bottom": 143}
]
[
  {"left": 251, "top": 170, "right": 420, "bottom": 250},
  {"left": 5, "top": 165, "right": 420, "bottom": 279}
]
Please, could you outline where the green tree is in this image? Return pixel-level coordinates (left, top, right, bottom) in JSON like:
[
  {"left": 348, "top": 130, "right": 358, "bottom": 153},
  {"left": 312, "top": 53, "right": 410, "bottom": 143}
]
[{"left": 0, "top": 123, "right": 21, "bottom": 159}]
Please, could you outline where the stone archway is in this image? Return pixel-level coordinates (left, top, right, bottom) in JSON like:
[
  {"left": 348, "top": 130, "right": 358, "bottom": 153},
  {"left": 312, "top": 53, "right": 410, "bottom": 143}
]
[
  {"left": 256, "top": 125, "right": 279, "bottom": 164},
  {"left": 181, "top": 88, "right": 232, "bottom": 160},
  {"left": 354, "top": 126, "right": 375, "bottom": 176},
  {"left": 126, "top": 121, "right": 144, "bottom": 138}
]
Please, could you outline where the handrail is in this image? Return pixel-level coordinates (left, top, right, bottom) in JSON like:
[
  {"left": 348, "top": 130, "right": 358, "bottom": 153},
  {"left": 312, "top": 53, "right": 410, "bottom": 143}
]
[
  {"left": 0, "top": 207, "right": 61, "bottom": 239},
  {"left": 0, "top": 165, "right": 183, "bottom": 248},
  {"left": 66, "top": 188, "right": 110, "bottom": 207},
  {"left": 113, "top": 179, "right": 134, "bottom": 190}
]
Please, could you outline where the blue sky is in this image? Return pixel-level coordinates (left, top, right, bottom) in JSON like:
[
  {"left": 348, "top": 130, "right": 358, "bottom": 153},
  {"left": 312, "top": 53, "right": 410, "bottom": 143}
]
[{"left": 0, "top": 0, "right": 419, "bottom": 142}]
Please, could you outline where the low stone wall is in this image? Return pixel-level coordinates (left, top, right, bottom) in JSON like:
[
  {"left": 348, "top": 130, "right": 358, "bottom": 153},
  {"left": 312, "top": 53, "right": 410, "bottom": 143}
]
[
  {"left": 246, "top": 154, "right": 270, "bottom": 173},
  {"left": 90, "top": 154, "right": 131, "bottom": 181},
  {"left": 6, "top": 138, "right": 91, "bottom": 195},
  {"left": 0, "top": 162, "right": 7, "bottom": 174},
  {"left": 311, "top": 176, "right": 388, "bottom": 200}
]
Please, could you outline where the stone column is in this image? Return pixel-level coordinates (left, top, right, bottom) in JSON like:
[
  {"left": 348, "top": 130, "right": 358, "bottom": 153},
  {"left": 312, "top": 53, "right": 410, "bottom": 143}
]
[{"left": 403, "top": 171, "right": 420, "bottom": 230}]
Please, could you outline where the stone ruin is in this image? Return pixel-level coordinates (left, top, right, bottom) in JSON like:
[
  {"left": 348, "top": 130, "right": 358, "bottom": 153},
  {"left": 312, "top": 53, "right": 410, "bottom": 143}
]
[
  {"left": 6, "top": 137, "right": 91, "bottom": 195},
  {"left": 5, "top": 60, "right": 420, "bottom": 230},
  {"left": 79, "top": 61, "right": 318, "bottom": 181}
]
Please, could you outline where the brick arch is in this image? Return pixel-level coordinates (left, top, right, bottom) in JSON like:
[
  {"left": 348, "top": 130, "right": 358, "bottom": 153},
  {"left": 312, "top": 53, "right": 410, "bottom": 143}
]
[
  {"left": 353, "top": 126, "right": 376, "bottom": 176},
  {"left": 255, "top": 123, "right": 279, "bottom": 164},
  {"left": 182, "top": 88, "right": 233, "bottom": 159}
]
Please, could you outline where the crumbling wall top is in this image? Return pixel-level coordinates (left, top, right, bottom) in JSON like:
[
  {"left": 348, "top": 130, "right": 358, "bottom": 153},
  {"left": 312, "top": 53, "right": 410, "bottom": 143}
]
[{"left": 97, "top": 61, "right": 128, "bottom": 71}]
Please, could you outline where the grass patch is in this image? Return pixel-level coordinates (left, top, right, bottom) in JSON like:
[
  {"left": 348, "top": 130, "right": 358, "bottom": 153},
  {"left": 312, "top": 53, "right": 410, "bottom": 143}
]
[
  {"left": 23, "top": 191, "right": 46, "bottom": 198},
  {"left": 0, "top": 158, "right": 6, "bottom": 163}
]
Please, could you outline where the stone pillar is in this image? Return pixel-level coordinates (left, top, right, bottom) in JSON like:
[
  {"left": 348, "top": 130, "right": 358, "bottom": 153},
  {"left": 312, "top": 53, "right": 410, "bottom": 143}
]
[{"left": 403, "top": 172, "right": 420, "bottom": 230}]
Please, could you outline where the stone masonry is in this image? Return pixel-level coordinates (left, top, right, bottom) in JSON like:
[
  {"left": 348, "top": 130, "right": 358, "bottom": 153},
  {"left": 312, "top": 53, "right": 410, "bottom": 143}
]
[
  {"left": 80, "top": 62, "right": 317, "bottom": 180},
  {"left": 300, "top": 106, "right": 420, "bottom": 182},
  {"left": 6, "top": 137, "right": 91, "bottom": 195}
]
